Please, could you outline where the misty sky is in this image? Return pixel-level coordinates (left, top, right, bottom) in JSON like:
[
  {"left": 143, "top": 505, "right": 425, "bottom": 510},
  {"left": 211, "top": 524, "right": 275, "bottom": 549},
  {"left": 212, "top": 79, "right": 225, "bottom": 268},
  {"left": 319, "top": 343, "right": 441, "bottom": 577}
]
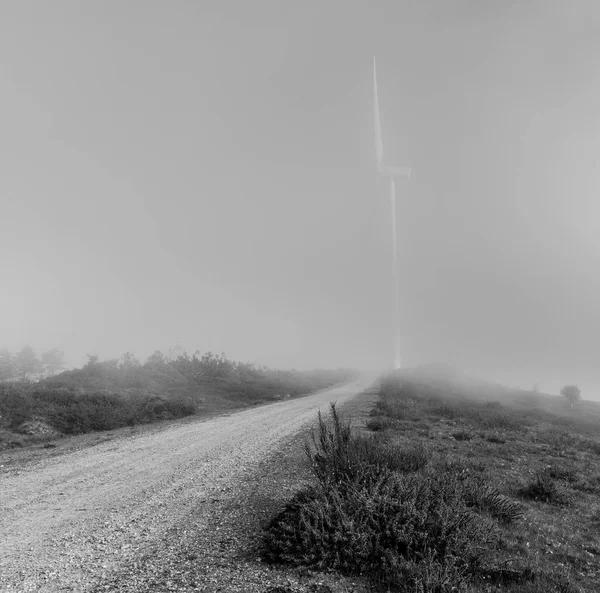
[{"left": 1, "top": 1, "right": 599, "bottom": 398}]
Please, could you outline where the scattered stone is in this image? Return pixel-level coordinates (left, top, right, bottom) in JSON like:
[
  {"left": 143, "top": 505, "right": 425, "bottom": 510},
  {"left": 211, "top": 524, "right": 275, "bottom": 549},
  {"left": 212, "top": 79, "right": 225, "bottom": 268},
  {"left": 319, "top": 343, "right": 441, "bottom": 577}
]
[{"left": 17, "top": 419, "right": 61, "bottom": 437}]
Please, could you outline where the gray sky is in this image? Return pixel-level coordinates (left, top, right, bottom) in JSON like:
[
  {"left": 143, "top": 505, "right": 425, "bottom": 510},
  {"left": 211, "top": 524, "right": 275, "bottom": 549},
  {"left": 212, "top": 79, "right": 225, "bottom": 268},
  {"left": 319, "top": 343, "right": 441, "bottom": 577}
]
[{"left": 1, "top": 1, "right": 599, "bottom": 397}]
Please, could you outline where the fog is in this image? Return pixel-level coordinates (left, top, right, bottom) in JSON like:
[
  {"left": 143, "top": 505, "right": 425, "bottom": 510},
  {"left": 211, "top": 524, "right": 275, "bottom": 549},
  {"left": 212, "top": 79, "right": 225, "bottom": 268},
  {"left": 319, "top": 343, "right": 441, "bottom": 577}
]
[{"left": 1, "top": 1, "right": 599, "bottom": 399}]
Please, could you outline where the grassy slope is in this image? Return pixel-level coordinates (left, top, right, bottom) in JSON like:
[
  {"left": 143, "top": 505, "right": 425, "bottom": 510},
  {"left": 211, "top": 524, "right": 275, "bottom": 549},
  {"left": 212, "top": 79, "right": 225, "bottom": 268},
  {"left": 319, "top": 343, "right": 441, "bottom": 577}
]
[
  {"left": 0, "top": 361, "right": 357, "bottom": 449},
  {"left": 376, "top": 370, "right": 600, "bottom": 591},
  {"left": 262, "top": 367, "right": 600, "bottom": 593}
]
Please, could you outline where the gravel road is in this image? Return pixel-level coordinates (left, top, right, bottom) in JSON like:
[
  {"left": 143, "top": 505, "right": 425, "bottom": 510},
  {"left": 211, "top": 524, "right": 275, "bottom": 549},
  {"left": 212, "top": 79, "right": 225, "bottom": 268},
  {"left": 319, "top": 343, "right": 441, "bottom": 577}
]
[{"left": 0, "top": 374, "right": 378, "bottom": 592}]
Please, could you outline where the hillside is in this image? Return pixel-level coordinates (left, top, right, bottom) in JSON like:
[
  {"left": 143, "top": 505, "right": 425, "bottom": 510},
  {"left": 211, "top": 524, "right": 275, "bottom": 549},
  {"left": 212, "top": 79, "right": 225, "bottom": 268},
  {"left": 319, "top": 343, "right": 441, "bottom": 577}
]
[
  {"left": 0, "top": 352, "right": 358, "bottom": 449},
  {"left": 262, "top": 367, "right": 600, "bottom": 592},
  {"left": 400, "top": 364, "right": 600, "bottom": 427}
]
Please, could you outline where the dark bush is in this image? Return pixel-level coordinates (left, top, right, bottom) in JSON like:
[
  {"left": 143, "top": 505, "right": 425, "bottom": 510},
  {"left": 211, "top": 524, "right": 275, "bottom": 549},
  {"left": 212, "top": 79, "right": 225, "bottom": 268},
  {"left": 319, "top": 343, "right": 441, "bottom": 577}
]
[
  {"left": 263, "top": 469, "right": 499, "bottom": 591},
  {"left": 365, "top": 416, "right": 395, "bottom": 432},
  {"left": 0, "top": 385, "right": 34, "bottom": 428},
  {"left": 0, "top": 384, "right": 196, "bottom": 436},
  {"left": 545, "top": 463, "right": 578, "bottom": 484},
  {"left": 452, "top": 430, "right": 472, "bottom": 441},
  {"left": 486, "top": 433, "right": 506, "bottom": 444},
  {"left": 518, "top": 470, "right": 572, "bottom": 505},
  {"left": 39, "top": 391, "right": 137, "bottom": 434},
  {"left": 264, "top": 404, "right": 501, "bottom": 592}
]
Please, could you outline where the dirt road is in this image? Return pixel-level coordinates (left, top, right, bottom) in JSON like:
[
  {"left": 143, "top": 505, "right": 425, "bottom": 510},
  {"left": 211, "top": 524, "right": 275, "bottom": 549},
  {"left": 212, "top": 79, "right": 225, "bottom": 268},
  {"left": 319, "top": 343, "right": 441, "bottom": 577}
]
[{"left": 0, "top": 374, "right": 378, "bottom": 592}]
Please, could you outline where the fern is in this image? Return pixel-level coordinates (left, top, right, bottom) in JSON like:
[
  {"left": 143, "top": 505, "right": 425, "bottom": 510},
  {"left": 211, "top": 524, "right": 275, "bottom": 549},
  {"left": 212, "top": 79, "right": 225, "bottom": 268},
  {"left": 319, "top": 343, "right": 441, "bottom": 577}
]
[{"left": 480, "top": 486, "right": 523, "bottom": 524}]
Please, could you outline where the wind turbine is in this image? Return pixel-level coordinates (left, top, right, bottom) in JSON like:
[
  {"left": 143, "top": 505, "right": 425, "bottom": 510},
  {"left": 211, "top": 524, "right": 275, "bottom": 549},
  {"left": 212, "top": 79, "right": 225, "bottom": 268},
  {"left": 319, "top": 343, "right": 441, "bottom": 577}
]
[{"left": 373, "top": 57, "right": 411, "bottom": 370}]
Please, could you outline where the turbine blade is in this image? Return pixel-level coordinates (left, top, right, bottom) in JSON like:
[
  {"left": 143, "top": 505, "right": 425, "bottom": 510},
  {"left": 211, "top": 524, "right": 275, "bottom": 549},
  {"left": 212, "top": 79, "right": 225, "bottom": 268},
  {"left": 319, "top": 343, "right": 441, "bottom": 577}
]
[{"left": 373, "top": 57, "right": 384, "bottom": 172}]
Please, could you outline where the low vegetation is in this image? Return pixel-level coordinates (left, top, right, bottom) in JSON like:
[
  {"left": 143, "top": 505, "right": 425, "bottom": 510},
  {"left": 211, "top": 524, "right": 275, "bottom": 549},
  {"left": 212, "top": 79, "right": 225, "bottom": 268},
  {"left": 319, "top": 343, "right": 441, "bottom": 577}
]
[
  {"left": 0, "top": 350, "right": 357, "bottom": 446},
  {"left": 262, "top": 369, "right": 600, "bottom": 592}
]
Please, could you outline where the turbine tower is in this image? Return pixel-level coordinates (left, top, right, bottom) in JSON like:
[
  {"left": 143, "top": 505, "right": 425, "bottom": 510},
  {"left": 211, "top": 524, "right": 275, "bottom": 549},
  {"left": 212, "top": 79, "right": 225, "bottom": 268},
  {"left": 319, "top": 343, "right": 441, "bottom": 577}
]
[{"left": 373, "top": 57, "right": 411, "bottom": 370}]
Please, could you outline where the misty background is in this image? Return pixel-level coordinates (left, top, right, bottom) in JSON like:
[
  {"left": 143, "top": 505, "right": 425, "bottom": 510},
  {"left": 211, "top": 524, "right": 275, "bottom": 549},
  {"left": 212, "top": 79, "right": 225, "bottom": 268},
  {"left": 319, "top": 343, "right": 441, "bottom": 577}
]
[{"left": 1, "top": 1, "right": 599, "bottom": 398}]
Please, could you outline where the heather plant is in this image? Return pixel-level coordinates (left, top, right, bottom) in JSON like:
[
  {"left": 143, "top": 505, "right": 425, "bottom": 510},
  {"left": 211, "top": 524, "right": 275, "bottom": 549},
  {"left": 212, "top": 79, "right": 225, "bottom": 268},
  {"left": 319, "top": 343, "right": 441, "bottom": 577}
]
[
  {"left": 365, "top": 415, "right": 396, "bottom": 432},
  {"left": 264, "top": 404, "right": 504, "bottom": 592},
  {"left": 304, "top": 404, "right": 431, "bottom": 490},
  {"left": 263, "top": 469, "right": 500, "bottom": 591},
  {"left": 518, "top": 469, "right": 572, "bottom": 506}
]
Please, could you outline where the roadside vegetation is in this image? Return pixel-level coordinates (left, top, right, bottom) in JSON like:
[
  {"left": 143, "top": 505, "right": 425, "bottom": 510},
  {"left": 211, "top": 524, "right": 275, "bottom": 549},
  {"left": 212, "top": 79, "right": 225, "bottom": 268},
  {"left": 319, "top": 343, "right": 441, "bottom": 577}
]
[
  {"left": 0, "top": 348, "right": 356, "bottom": 448},
  {"left": 262, "top": 369, "right": 600, "bottom": 592}
]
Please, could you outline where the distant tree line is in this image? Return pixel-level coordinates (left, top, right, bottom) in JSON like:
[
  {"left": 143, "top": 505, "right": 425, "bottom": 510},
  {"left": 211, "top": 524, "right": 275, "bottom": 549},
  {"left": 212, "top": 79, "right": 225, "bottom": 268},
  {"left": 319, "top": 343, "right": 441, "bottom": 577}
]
[
  {"left": 0, "top": 345, "right": 356, "bottom": 393},
  {"left": 0, "top": 346, "right": 65, "bottom": 382},
  {"left": 72, "top": 349, "right": 356, "bottom": 399}
]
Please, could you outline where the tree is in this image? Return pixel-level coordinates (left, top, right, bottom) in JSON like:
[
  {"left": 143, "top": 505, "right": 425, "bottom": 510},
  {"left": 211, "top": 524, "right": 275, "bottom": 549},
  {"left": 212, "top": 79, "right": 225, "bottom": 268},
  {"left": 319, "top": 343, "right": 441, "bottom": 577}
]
[
  {"left": 41, "top": 349, "right": 66, "bottom": 377},
  {"left": 167, "top": 343, "right": 184, "bottom": 362},
  {"left": 13, "top": 346, "right": 41, "bottom": 380},
  {"left": 85, "top": 354, "right": 99, "bottom": 367},
  {"left": 195, "top": 352, "right": 234, "bottom": 381},
  {"left": 145, "top": 350, "right": 167, "bottom": 369},
  {"left": 0, "top": 349, "right": 14, "bottom": 382},
  {"left": 560, "top": 384, "right": 581, "bottom": 409},
  {"left": 100, "top": 358, "right": 119, "bottom": 370},
  {"left": 120, "top": 352, "right": 141, "bottom": 370}
]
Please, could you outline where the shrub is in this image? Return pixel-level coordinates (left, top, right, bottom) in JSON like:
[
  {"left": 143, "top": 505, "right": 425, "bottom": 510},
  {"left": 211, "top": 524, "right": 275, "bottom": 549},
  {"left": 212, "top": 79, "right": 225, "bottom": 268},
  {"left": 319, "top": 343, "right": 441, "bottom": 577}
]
[
  {"left": 0, "top": 385, "right": 34, "bottom": 428},
  {"left": 486, "top": 433, "right": 506, "bottom": 444},
  {"left": 264, "top": 404, "right": 501, "bottom": 592},
  {"left": 371, "top": 394, "right": 418, "bottom": 421},
  {"left": 263, "top": 471, "right": 499, "bottom": 590},
  {"left": 0, "top": 383, "right": 197, "bottom": 436},
  {"left": 452, "top": 430, "right": 472, "bottom": 441},
  {"left": 32, "top": 390, "right": 137, "bottom": 434},
  {"left": 545, "top": 463, "right": 578, "bottom": 484},
  {"left": 365, "top": 416, "right": 395, "bottom": 432},
  {"left": 518, "top": 470, "right": 572, "bottom": 505},
  {"left": 391, "top": 442, "right": 432, "bottom": 473},
  {"left": 305, "top": 404, "right": 431, "bottom": 491}
]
